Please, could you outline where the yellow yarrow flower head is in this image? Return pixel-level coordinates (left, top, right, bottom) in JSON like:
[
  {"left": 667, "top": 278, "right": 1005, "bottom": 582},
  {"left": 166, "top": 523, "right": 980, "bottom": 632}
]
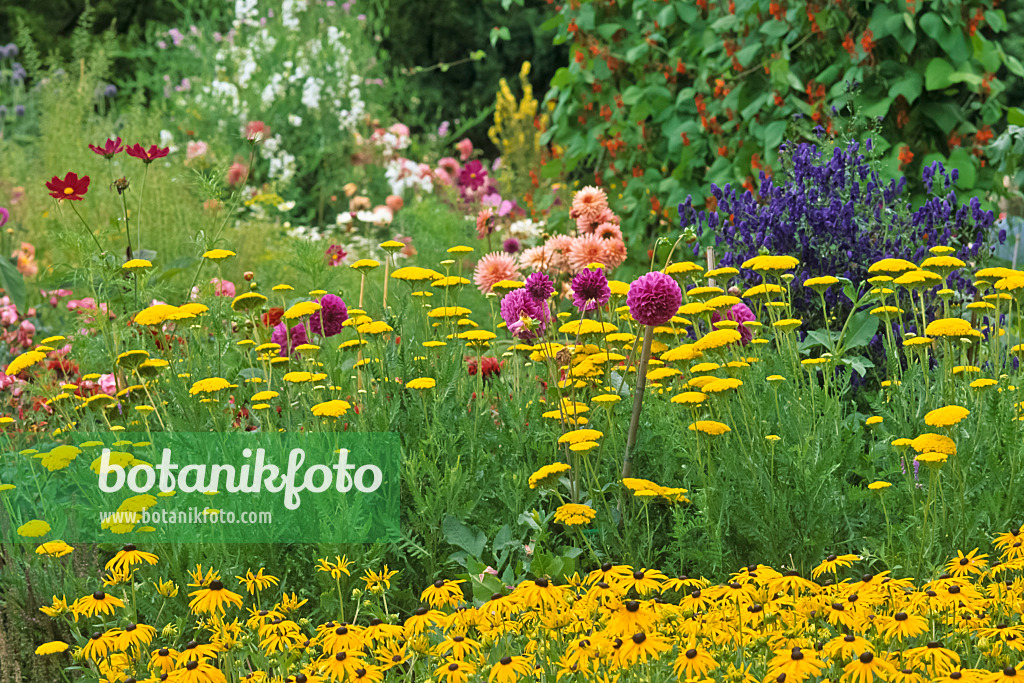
[
  {"left": 924, "top": 405, "right": 970, "bottom": 427},
  {"left": 283, "top": 301, "right": 320, "bottom": 319},
  {"left": 202, "top": 249, "right": 236, "bottom": 260},
  {"left": 189, "top": 377, "right": 232, "bottom": 395}
]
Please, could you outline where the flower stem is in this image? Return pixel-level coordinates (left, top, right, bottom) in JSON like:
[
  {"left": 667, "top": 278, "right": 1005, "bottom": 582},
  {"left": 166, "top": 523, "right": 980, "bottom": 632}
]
[{"left": 621, "top": 324, "right": 654, "bottom": 480}]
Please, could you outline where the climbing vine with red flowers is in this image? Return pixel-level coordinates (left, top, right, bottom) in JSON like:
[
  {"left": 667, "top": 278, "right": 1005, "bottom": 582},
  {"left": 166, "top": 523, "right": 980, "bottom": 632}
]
[{"left": 538, "top": 0, "right": 1017, "bottom": 242}]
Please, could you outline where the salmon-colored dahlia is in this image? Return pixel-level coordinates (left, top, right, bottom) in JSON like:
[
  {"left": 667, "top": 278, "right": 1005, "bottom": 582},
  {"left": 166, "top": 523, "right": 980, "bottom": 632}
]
[
  {"left": 474, "top": 252, "right": 521, "bottom": 294},
  {"left": 602, "top": 238, "right": 628, "bottom": 269},
  {"left": 571, "top": 186, "right": 609, "bottom": 224},
  {"left": 568, "top": 234, "right": 608, "bottom": 272},
  {"left": 544, "top": 235, "right": 575, "bottom": 273},
  {"left": 520, "top": 245, "right": 552, "bottom": 271},
  {"left": 594, "top": 222, "right": 623, "bottom": 241}
]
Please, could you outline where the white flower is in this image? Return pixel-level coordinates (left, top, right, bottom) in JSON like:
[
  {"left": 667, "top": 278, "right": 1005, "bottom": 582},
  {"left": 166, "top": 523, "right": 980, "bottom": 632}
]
[
  {"left": 301, "top": 76, "right": 322, "bottom": 110},
  {"left": 288, "top": 114, "right": 303, "bottom": 126},
  {"left": 278, "top": 201, "right": 296, "bottom": 212}
]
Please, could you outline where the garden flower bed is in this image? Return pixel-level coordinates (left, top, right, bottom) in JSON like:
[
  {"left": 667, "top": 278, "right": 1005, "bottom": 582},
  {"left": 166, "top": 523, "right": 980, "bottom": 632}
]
[{"left": 1, "top": 0, "right": 1023, "bottom": 680}]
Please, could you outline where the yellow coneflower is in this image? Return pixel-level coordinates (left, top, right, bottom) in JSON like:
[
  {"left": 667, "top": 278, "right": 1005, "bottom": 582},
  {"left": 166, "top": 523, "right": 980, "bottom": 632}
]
[
  {"left": 188, "top": 579, "right": 244, "bottom": 615},
  {"left": 72, "top": 590, "right": 125, "bottom": 618},
  {"left": 315, "top": 555, "right": 353, "bottom": 579},
  {"left": 105, "top": 543, "right": 159, "bottom": 573}
]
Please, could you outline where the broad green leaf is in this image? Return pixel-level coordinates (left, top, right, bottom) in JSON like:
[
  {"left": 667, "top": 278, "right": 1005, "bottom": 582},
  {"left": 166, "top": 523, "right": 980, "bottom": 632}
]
[
  {"left": 763, "top": 120, "right": 788, "bottom": 151},
  {"left": 596, "top": 22, "right": 622, "bottom": 40},
  {"left": 985, "top": 9, "right": 1006, "bottom": 32},
  {"left": 843, "top": 312, "right": 879, "bottom": 350},
  {"left": 443, "top": 515, "right": 486, "bottom": 558},
  {"left": 925, "top": 57, "right": 955, "bottom": 90},
  {"left": 1009, "top": 108, "right": 1024, "bottom": 126},
  {"left": 863, "top": 96, "right": 894, "bottom": 118},
  {"left": 0, "top": 257, "right": 26, "bottom": 315},
  {"left": 919, "top": 12, "right": 948, "bottom": 43},
  {"left": 888, "top": 70, "right": 923, "bottom": 104},
  {"left": 625, "top": 43, "right": 649, "bottom": 62},
  {"left": 948, "top": 148, "right": 977, "bottom": 189},
  {"left": 550, "top": 67, "right": 575, "bottom": 88}
]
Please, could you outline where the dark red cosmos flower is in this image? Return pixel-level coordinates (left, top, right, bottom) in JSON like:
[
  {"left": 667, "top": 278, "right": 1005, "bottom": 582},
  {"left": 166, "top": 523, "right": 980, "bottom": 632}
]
[
  {"left": 126, "top": 144, "right": 171, "bottom": 163},
  {"left": 46, "top": 172, "right": 90, "bottom": 201},
  {"left": 88, "top": 137, "right": 124, "bottom": 159}
]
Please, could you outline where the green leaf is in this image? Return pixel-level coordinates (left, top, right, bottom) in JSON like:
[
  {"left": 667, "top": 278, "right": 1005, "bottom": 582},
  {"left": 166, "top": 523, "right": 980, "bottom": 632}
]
[
  {"left": 550, "top": 67, "right": 575, "bottom": 88},
  {"left": 948, "top": 148, "right": 977, "bottom": 189},
  {"left": 763, "top": 120, "right": 788, "bottom": 151},
  {"left": 0, "top": 257, "right": 26, "bottom": 315},
  {"left": 888, "top": 71, "right": 923, "bottom": 104},
  {"left": 657, "top": 4, "right": 677, "bottom": 28},
  {"left": 919, "top": 12, "right": 947, "bottom": 42},
  {"left": 985, "top": 9, "right": 1006, "bottom": 32},
  {"left": 540, "top": 14, "right": 563, "bottom": 31},
  {"left": 625, "top": 43, "right": 649, "bottom": 63},
  {"left": 816, "top": 63, "right": 841, "bottom": 85},
  {"left": 862, "top": 96, "right": 894, "bottom": 118},
  {"left": 1009, "top": 108, "right": 1024, "bottom": 126},
  {"left": 443, "top": 515, "right": 487, "bottom": 558},
  {"left": 760, "top": 21, "right": 789, "bottom": 38},
  {"left": 621, "top": 85, "right": 644, "bottom": 106},
  {"left": 1006, "top": 55, "right": 1024, "bottom": 78},
  {"left": 925, "top": 57, "right": 955, "bottom": 90},
  {"left": 843, "top": 312, "right": 879, "bottom": 350},
  {"left": 596, "top": 22, "right": 621, "bottom": 40},
  {"left": 736, "top": 40, "right": 762, "bottom": 66},
  {"left": 922, "top": 102, "right": 961, "bottom": 134}
]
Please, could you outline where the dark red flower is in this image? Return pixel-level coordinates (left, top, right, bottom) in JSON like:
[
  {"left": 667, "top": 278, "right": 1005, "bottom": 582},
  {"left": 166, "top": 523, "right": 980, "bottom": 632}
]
[
  {"left": 46, "top": 172, "right": 91, "bottom": 201},
  {"left": 466, "top": 356, "right": 503, "bottom": 380},
  {"left": 126, "top": 144, "right": 171, "bottom": 163},
  {"left": 262, "top": 307, "right": 284, "bottom": 327},
  {"left": 88, "top": 137, "right": 124, "bottom": 159}
]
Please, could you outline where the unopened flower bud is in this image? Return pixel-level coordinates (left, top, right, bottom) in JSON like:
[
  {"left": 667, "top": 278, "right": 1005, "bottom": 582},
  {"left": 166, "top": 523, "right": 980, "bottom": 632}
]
[{"left": 244, "top": 271, "right": 254, "bottom": 281}]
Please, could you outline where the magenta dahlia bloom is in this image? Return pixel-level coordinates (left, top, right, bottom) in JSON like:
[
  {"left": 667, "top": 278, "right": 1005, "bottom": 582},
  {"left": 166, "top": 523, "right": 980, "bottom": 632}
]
[
  {"left": 711, "top": 302, "right": 756, "bottom": 344},
  {"left": 627, "top": 271, "right": 682, "bottom": 326},
  {"left": 500, "top": 288, "right": 549, "bottom": 340},
  {"left": 524, "top": 272, "right": 555, "bottom": 301},
  {"left": 310, "top": 293, "right": 348, "bottom": 337},
  {"left": 571, "top": 268, "right": 611, "bottom": 312},
  {"left": 271, "top": 322, "right": 308, "bottom": 356}
]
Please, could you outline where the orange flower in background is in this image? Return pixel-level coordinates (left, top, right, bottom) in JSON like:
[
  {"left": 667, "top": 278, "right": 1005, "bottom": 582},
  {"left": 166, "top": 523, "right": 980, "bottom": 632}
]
[{"left": 898, "top": 146, "right": 914, "bottom": 168}]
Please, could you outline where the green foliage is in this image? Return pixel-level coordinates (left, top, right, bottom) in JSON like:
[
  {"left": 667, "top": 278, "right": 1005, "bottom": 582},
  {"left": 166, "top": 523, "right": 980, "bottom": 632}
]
[{"left": 541, "top": 0, "right": 1014, "bottom": 243}]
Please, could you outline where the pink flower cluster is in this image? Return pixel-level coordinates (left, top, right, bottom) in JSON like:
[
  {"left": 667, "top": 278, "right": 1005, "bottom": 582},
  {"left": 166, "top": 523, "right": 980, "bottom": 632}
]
[
  {"left": 519, "top": 187, "right": 627, "bottom": 273},
  {"left": 0, "top": 295, "right": 35, "bottom": 350}
]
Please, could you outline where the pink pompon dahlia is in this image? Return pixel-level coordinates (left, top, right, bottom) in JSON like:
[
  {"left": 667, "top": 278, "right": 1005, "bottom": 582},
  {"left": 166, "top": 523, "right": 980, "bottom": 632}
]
[
  {"left": 570, "top": 186, "right": 609, "bottom": 223},
  {"left": 473, "top": 252, "right": 521, "bottom": 294},
  {"left": 627, "top": 271, "right": 682, "bottom": 326}
]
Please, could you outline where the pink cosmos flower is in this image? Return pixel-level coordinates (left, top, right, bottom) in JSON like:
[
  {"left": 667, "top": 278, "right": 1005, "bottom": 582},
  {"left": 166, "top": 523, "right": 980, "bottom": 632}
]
[{"left": 456, "top": 138, "right": 473, "bottom": 161}]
